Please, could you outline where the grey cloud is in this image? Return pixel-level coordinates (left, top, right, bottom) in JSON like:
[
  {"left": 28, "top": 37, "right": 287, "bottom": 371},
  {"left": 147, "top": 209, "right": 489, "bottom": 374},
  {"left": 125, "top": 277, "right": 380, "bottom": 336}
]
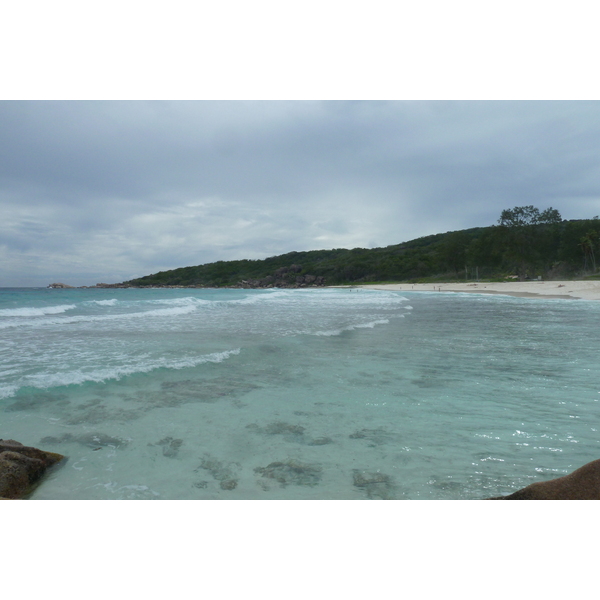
[{"left": 1, "top": 101, "right": 600, "bottom": 286}]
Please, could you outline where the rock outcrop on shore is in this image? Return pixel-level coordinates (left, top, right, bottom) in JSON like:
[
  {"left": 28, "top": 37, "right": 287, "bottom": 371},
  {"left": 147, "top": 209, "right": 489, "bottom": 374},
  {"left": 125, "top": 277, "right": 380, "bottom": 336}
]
[
  {"left": 0, "top": 440, "right": 65, "bottom": 499},
  {"left": 487, "top": 458, "right": 600, "bottom": 499},
  {"left": 239, "top": 264, "right": 326, "bottom": 289}
]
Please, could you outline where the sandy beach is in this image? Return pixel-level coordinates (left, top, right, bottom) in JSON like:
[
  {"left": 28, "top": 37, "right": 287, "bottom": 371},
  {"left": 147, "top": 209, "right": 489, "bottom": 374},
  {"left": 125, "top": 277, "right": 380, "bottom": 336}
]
[{"left": 355, "top": 280, "right": 600, "bottom": 301}]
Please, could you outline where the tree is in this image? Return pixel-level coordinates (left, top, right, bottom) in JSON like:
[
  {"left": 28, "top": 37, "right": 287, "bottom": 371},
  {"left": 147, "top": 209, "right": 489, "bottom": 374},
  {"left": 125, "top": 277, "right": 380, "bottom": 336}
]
[
  {"left": 579, "top": 230, "right": 598, "bottom": 272},
  {"left": 497, "top": 206, "right": 562, "bottom": 280},
  {"left": 439, "top": 230, "right": 470, "bottom": 276},
  {"left": 498, "top": 205, "right": 562, "bottom": 227}
]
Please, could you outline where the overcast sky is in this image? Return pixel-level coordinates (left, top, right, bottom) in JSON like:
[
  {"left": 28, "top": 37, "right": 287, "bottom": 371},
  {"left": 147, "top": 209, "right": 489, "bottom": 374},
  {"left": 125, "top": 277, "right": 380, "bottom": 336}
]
[{"left": 2, "top": 100, "right": 600, "bottom": 287}]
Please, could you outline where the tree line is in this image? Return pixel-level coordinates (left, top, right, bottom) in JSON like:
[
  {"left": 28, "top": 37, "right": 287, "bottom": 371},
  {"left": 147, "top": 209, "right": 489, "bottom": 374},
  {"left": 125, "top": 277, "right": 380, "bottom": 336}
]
[{"left": 118, "top": 207, "right": 600, "bottom": 287}]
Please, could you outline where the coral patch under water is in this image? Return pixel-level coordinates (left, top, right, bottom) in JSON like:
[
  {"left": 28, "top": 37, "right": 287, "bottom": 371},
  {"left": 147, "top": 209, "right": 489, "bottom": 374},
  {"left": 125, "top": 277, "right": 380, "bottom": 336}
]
[
  {"left": 5, "top": 392, "right": 69, "bottom": 412},
  {"left": 246, "top": 421, "right": 333, "bottom": 446},
  {"left": 254, "top": 459, "right": 322, "bottom": 488},
  {"left": 40, "top": 432, "right": 129, "bottom": 448},
  {"left": 352, "top": 469, "right": 394, "bottom": 499},
  {"left": 158, "top": 377, "right": 260, "bottom": 405},
  {"left": 195, "top": 454, "right": 240, "bottom": 490},
  {"left": 349, "top": 427, "right": 397, "bottom": 447},
  {"left": 150, "top": 437, "right": 183, "bottom": 458}
]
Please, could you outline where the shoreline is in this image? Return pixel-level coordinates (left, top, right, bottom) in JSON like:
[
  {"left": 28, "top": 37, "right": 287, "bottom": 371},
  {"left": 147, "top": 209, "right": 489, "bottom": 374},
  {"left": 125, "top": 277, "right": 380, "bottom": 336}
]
[
  {"left": 30, "top": 280, "right": 600, "bottom": 301},
  {"left": 349, "top": 280, "right": 600, "bottom": 301}
]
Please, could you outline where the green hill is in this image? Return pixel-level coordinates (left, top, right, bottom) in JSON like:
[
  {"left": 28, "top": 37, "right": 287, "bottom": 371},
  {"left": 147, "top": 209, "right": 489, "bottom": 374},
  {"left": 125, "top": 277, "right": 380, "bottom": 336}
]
[{"left": 116, "top": 212, "right": 600, "bottom": 288}]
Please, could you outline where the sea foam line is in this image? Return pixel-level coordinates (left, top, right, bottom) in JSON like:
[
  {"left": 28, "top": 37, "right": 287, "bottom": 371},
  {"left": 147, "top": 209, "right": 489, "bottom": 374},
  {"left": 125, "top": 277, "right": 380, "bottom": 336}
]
[
  {"left": 146, "top": 296, "right": 213, "bottom": 306},
  {"left": 313, "top": 318, "right": 392, "bottom": 337},
  {"left": 1, "top": 348, "right": 242, "bottom": 398},
  {"left": 0, "top": 304, "right": 76, "bottom": 317},
  {"left": 0, "top": 303, "right": 199, "bottom": 329},
  {"left": 0, "top": 383, "right": 19, "bottom": 400},
  {"left": 86, "top": 299, "right": 119, "bottom": 306}
]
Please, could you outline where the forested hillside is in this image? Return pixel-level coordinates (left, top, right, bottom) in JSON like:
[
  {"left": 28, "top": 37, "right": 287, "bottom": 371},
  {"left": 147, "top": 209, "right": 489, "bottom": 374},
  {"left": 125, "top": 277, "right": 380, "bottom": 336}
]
[{"left": 115, "top": 208, "right": 600, "bottom": 288}]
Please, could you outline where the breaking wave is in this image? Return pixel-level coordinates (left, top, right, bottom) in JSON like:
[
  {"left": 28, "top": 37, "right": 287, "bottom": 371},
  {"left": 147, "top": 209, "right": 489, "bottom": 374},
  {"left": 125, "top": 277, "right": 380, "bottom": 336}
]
[
  {"left": 0, "top": 304, "right": 76, "bottom": 317},
  {"left": 313, "top": 318, "right": 393, "bottom": 337},
  {"left": 86, "top": 299, "right": 119, "bottom": 306},
  {"left": 0, "top": 348, "right": 241, "bottom": 399},
  {"left": 0, "top": 303, "right": 200, "bottom": 329}
]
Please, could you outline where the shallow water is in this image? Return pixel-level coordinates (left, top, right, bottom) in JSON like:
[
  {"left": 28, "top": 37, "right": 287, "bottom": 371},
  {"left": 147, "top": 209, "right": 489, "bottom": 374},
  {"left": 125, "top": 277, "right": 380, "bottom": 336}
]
[{"left": 1, "top": 286, "right": 599, "bottom": 499}]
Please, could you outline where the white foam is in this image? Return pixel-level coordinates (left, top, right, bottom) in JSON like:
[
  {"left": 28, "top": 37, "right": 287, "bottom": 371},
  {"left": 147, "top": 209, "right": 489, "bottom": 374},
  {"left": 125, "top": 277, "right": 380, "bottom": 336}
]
[
  {"left": 289, "top": 290, "right": 410, "bottom": 308},
  {"left": 0, "top": 368, "right": 20, "bottom": 377},
  {"left": 228, "top": 290, "right": 292, "bottom": 305},
  {"left": 9, "top": 348, "right": 242, "bottom": 396},
  {"left": 87, "top": 299, "right": 118, "bottom": 306},
  {"left": 354, "top": 319, "right": 391, "bottom": 329},
  {"left": 136, "top": 305, "right": 199, "bottom": 318},
  {"left": 0, "top": 304, "right": 76, "bottom": 317},
  {"left": 313, "top": 318, "right": 391, "bottom": 337},
  {"left": 222, "top": 289, "right": 410, "bottom": 308},
  {"left": 147, "top": 296, "right": 212, "bottom": 306},
  {"left": 0, "top": 383, "right": 19, "bottom": 400},
  {"left": 0, "top": 303, "right": 199, "bottom": 329}
]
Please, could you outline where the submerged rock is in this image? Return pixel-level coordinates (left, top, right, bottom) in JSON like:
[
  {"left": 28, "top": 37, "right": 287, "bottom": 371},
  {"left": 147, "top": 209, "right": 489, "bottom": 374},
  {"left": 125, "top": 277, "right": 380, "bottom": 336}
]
[
  {"left": 349, "top": 428, "right": 395, "bottom": 446},
  {"left": 0, "top": 439, "right": 65, "bottom": 500},
  {"left": 352, "top": 469, "right": 394, "bottom": 500},
  {"left": 254, "top": 459, "right": 322, "bottom": 488},
  {"left": 159, "top": 377, "right": 259, "bottom": 405},
  {"left": 246, "top": 421, "right": 306, "bottom": 442},
  {"left": 5, "top": 392, "right": 69, "bottom": 412},
  {"left": 40, "top": 432, "right": 128, "bottom": 449},
  {"left": 155, "top": 437, "right": 183, "bottom": 458},
  {"left": 66, "top": 402, "right": 141, "bottom": 425},
  {"left": 247, "top": 422, "right": 332, "bottom": 447},
  {"left": 220, "top": 479, "right": 238, "bottom": 490},
  {"left": 263, "top": 422, "right": 305, "bottom": 436},
  {"left": 307, "top": 437, "right": 334, "bottom": 446},
  {"left": 194, "top": 454, "right": 240, "bottom": 490},
  {"left": 487, "top": 458, "right": 600, "bottom": 500}
]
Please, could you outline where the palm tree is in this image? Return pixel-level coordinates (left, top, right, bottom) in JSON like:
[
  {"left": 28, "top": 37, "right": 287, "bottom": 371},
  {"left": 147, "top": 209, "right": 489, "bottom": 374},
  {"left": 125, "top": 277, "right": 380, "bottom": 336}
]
[{"left": 579, "top": 231, "right": 598, "bottom": 273}]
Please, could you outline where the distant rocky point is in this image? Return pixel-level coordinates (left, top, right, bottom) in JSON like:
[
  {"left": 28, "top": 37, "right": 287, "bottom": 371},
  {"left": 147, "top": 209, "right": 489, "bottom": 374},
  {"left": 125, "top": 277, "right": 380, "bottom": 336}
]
[
  {"left": 47, "top": 282, "right": 131, "bottom": 289},
  {"left": 45, "top": 264, "right": 328, "bottom": 290}
]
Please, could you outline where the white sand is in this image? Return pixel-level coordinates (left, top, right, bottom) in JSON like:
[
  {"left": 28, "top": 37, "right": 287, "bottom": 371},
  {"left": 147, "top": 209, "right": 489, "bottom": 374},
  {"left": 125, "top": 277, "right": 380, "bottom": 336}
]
[{"left": 353, "top": 280, "right": 600, "bottom": 301}]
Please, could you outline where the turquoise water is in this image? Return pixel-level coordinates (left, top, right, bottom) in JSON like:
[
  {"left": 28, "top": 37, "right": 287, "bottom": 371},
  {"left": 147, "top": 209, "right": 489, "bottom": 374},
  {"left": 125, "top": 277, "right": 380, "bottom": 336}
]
[{"left": 1, "top": 286, "right": 599, "bottom": 499}]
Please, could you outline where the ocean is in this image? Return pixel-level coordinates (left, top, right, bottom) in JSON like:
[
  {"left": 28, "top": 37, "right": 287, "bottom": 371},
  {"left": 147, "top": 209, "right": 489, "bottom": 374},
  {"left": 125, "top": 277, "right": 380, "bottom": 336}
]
[{"left": 1, "top": 285, "right": 599, "bottom": 500}]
